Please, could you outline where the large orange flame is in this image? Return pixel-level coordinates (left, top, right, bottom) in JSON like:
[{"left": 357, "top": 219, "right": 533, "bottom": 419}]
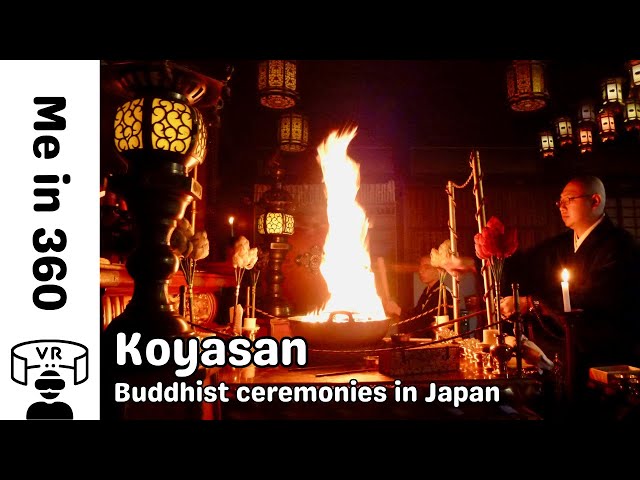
[{"left": 302, "top": 127, "right": 386, "bottom": 322}]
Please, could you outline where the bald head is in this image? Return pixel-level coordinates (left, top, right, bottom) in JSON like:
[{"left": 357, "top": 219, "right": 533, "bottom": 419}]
[
  {"left": 570, "top": 175, "right": 606, "bottom": 200},
  {"left": 559, "top": 175, "right": 607, "bottom": 235},
  {"left": 568, "top": 175, "right": 606, "bottom": 215}
]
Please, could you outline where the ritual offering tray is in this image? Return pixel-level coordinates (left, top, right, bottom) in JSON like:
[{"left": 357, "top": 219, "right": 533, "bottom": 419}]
[
  {"left": 589, "top": 365, "right": 640, "bottom": 384},
  {"left": 379, "top": 340, "right": 461, "bottom": 376}
]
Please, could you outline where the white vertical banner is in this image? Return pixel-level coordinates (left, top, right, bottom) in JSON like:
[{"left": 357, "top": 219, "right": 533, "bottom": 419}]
[{"left": 0, "top": 60, "right": 100, "bottom": 420}]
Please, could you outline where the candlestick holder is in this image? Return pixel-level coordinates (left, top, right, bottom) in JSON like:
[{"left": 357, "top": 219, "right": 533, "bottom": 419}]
[
  {"left": 511, "top": 282, "right": 524, "bottom": 378},
  {"left": 490, "top": 333, "right": 513, "bottom": 377},
  {"left": 242, "top": 326, "right": 260, "bottom": 342},
  {"left": 561, "top": 309, "right": 583, "bottom": 405}
]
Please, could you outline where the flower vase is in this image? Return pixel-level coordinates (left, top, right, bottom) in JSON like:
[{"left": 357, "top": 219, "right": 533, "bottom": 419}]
[
  {"left": 490, "top": 258, "right": 504, "bottom": 337},
  {"left": 233, "top": 284, "right": 241, "bottom": 331},
  {"left": 435, "top": 315, "right": 451, "bottom": 340},
  {"left": 494, "top": 283, "right": 502, "bottom": 336},
  {"left": 234, "top": 284, "right": 241, "bottom": 310},
  {"left": 188, "top": 284, "right": 194, "bottom": 325}
]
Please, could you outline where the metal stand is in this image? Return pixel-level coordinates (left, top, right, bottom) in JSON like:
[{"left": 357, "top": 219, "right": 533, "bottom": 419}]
[
  {"left": 446, "top": 180, "right": 460, "bottom": 331},
  {"left": 512, "top": 283, "right": 523, "bottom": 378},
  {"left": 470, "top": 151, "right": 496, "bottom": 330},
  {"left": 563, "top": 309, "right": 581, "bottom": 405}
]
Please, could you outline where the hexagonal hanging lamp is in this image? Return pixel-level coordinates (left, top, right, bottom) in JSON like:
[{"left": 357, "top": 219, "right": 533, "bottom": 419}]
[
  {"left": 278, "top": 111, "right": 309, "bottom": 152},
  {"left": 554, "top": 116, "right": 574, "bottom": 147},
  {"left": 597, "top": 108, "right": 617, "bottom": 142},
  {"left": 600, "top": 77, "right": 625, "bottom": 115},
  {"left": 258, "top": 60, "right": 299, "bottom": 109},
  {"left": 626, "top": 60, "right": 640, "bottom": 89},
  {"left": 538, "top": 130, "right": 555, "bottom": 158},
  {"left": 506, "top": 60, "right": 550, "bottom": 112}
]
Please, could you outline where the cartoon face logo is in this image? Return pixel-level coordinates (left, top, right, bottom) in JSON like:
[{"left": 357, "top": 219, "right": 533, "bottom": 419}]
[
  {"left": 35, "top": 370, "right": 66, "bottom": 400},
  {"left": 11, "top": 340, "right": 88, "bottom": 420},
  {"left": 27, "top": 369, "right": 73, "bottom": 419}
]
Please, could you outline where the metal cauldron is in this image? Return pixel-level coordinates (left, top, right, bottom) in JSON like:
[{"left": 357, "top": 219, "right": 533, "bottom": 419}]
[{"left": 287, "top": 310, "right": 391, "bottom": 350}]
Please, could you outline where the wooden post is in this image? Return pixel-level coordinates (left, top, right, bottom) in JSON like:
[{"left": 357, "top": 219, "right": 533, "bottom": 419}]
[
  {"left": 446, "top": 180, "right": 460, "bottom": 333},
  {"left": 470, "top": 150, "right": 495, "bottom": 328}
]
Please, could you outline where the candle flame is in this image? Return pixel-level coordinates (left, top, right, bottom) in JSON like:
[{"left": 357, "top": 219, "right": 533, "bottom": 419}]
[
  {"left": 228, "top": 216, "right": 235, "bottom": 225},
  {"left": 561, "top": 268, "right": 569, "bottom": 282}
]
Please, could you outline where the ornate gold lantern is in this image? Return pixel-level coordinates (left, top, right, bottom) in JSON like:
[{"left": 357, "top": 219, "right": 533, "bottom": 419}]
[
  {"left": 257, "top": 212, "right": 295, "bottom": 235},
  {"left": 506, "top": 60, "right": 550, "bottom": 112},
  {"left": 114, "top": 97, "right": 207, "bottom": 175},
  {"left": 278, "top": 111, "right": 309, "bottom": 152},
  {"left": 258, "top": 60, "right": 299, "bottom": 109}
]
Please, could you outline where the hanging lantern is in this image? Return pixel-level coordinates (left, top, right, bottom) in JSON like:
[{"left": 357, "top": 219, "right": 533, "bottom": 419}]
[
  {"left": 506, "top": 60, "right": 549, "bottom": 112},
  {"left": 539, "top": 130, "right": 555, "bottom": 158},
  {"left": 597, "top": 109, "right": 617, "bottom": 142},
  {"left": 554, "top": 116, "right": 574, "bottom": 147},
  {"left": 257, "top": 60, "right": 298, "bottom": 109},
  {"left": 577, "top": 101, "right": 596, "bottom": 153},
  {"left": 626, "top": 60, "right": 640, "bottom": 89},
  {"left": 278, "top": 112, "right": 309, "bottom": 152},
  {"left": 600, "top": 77, "right": 625, "bottom": 114},
  {"left": 576, "top": 125, "right": 593, "bottom": 154},
  {"left": 623, "top": 97, "right": 640, "bottom": 132},
  {"left": 577, "top": 101, "right": 597, "bottom": 125}
]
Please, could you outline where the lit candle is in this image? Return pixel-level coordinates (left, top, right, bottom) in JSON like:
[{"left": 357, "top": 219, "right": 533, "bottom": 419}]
[
  {"left": 228, "top": 216, "right": 235, "bottom": 237},
  {"left": 483, "top": 328, "right": 499, "bottom": 346},
  {"left": 561, "top": 268, "right": 571, "bottom": 312}
]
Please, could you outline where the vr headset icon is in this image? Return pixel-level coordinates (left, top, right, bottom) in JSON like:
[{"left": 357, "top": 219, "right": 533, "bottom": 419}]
[{"left": 11, "top": 339, "right": 88, "bottom": 386}]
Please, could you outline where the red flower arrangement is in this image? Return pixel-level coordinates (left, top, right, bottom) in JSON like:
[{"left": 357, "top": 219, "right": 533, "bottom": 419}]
[
  {"left": 474, "top": 216, "right": 518, "bottom": 262},
  {"left": 474, "top": 216, "right": 518, "bottom": 329}
]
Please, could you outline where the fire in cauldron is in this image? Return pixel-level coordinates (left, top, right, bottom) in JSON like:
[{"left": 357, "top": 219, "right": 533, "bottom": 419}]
[{"left": 288, "top": 127, "right": 391, "bottom": 349}]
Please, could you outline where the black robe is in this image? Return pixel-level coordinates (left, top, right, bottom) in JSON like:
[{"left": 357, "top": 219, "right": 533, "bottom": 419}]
[
  {"left": 398, "top": 282, "right": 453, "bottom": 336},
  {"left": 503, "top": 215, "right": 640, "bottom": 372}
]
